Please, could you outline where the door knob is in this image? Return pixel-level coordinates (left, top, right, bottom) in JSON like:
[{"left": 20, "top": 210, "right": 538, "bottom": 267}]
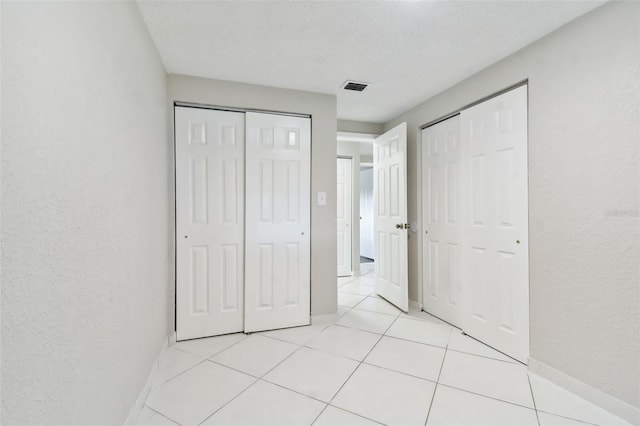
[
  {"left": 516, "top": 240, "right": 520, "bottom": 244},
  {"left": 395, "top": 223, "right": 410, "bottom": 229}
]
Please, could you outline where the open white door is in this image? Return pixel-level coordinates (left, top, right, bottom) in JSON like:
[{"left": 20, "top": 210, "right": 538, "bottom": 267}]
[
  {"left": 337, "top": 157, "right": 353, "bottom": 277},
  {"left": 175, "top": 107, "right": 245, "bottom": 341},
  {"left": 421, "top": 115, "right": 463, "bottom": 327},
  {"left": 460, "top": 85, "right": 529, "bottom": 363},
  {"left": 374, "top": 122, "right": 409, "bottom": 312},
  {"left": 244, "top": 112, "right": 311, "bottom": 333}
]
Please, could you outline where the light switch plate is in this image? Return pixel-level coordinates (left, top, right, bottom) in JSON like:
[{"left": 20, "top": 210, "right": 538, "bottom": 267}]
[{"left": 317, "top": 192, "right": 327, "bottom": 206}]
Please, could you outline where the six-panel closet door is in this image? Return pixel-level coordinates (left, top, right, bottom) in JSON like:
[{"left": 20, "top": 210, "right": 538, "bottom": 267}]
[
  {"left": 244, "top": 112, "right": 311, "bottom": 333},
  {"left": 175, "top": 107, "right": 246, "bottom": 341},
  {"left": 460, "top": 85, "right": 529, "bottom": 363},
  {"left": 421, "top": 85, "right": 529, "bottom": 363},
  {"left": 175, "top": 107, "right": 311, "bottom": 341},
  {"left": 421, "top": 114, "right": 463, "bottom": 328}
]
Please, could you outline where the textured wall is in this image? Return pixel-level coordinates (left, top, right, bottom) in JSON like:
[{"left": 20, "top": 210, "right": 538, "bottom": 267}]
[
  {"left": 1, "top": 2, "right": 170, "bottom": 424},
  {"left": 385, "top": 2, "right": 639, "bottom": 408},
  {"left": 167, "top": 75, "right": 338, "bottom": 320},
  {"left": 337, "top": 120, "right": 384, "bottom": 135}
]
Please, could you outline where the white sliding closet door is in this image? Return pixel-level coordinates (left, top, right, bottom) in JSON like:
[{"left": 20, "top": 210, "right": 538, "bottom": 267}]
[
  {"left": 244, "top": 112, "right": 311, "bottom": 333},
  {"left": 337, "top": 157, "right": 353, "bottom": 277},
  {"left": 175, "top": 107, "right": 245, "bottom": 341},
  {"left": 421, "top": 115, "right": 463, "bottom": 327},
  {"left": 460, "top": 85, "right": 529, "bottom": 363}
]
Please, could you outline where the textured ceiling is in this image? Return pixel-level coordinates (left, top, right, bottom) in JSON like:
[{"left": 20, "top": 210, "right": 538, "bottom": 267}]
[{"left": 137, "top": 0, "right": 604, "bottom": 123}]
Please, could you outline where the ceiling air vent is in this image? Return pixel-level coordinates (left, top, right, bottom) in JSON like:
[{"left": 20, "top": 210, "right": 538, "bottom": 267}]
[{"left": 342, "top": 81, "right": 368, "bottom": 92}]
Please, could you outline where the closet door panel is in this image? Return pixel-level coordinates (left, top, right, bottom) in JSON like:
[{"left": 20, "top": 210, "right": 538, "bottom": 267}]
[
  {"left": 421, "top": 115, "right": 462, "bottom": 327},
  {"left": 245, "top": 113, "right": 311, "bottom": 333},
  {"left": 460, "top": 85, "right": 529, "bottom": 363},
  {"left": 175, "top": 107, "right": 245, "bottom": 341}
]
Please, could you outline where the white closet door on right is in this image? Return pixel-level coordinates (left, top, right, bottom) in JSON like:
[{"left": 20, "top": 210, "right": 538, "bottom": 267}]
[{"left": 460, "top": 85, "right": 529, "bottom": 363}]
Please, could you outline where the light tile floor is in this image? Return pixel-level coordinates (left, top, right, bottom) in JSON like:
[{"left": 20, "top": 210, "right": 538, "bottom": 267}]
[{"left": 139, "top": 265, "right": 630, "bottom": 426}]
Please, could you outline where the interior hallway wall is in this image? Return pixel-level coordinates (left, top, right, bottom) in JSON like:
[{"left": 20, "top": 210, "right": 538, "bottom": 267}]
[
  {"left": 338, "top": 119, "right": 384, "bottom": 135},
  {"left": 167, "top": 75, "right": 338, "bottom": 320},
  {"left": 1, "top": 2, "right": 170, "bottom": 424},
  {"left": 384, "top": 1, "right": 639, "bottom": 410}
]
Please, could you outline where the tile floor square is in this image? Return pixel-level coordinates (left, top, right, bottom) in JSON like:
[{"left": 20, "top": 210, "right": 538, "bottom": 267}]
[
  {"left": 427, "top": 384, "right": 538, "bottom": 425},
  {"left": 332, "top": 363, "right": 435, "bottom": 425},
  {"left": 438, "top": 350, "right": 533, "bottom": 408},
  {"left": 537, "top": 411, "right": 594, "bottom": 426},
  {"left": 306, "top": 324, "right": 380, "bottom": 361},
  {"left": 338, "top": 292, "right": 368, "bottom": 308},
  {"left": 259, "top": 324, "right": 329, "bottom": 346},
  {"left": 354, "top": 296, "right": 402, "bottom": 316},
  {"left": 152, "top": 347, "right": 204, "bottom": 385},
  {"left": 145, "top": 361, "right": 254, "bottom": 426},
  {"left": 529, "top": 374, "right": 630, "bottom": 425},
  {"left": 201, "top": 380, "right": 325, "bottom": 425},
  {"left": 211, "top": 334, "right": 298, "bottom": 377},
  {"left": 137, "top": 406, "right": 178, "bottom": 426},
  {"left": 338, "top": 309, "right": 397, "bottom": 334},
  {"left": 400, "top": 309, "right": 453, "bottom": 327},
  {"left": 173, "top": 333, "right": 247, "bottom": 358},
  {"left": 338, "top": 281, "right": 376, "bottom": 296},
  {"left": 338, "top": 306, "right": 351, "bottom": 317},
  {"left": 364, "top": 336, "right": 445, "bottom": 381},
  {"left": 447, "top": 331, "right": 516, "bottom": 363},
  {"left": 314, "top": 406, "right": 380, "bottom": 425},
  {"left": 264, "top": 347, "right": 359, "bottom": 402},
  {"left": 385, "top": 317, "right": 452, "bottom": 348}
]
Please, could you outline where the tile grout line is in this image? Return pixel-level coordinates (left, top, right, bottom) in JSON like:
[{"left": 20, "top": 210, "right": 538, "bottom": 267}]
[
  {"left": 535, "top": 409, "right": 601, "bottom": 426},
  {"left": 319, "top": 314, "right": 402, "bottom": 423},
  {"left": 198, "top": 342, "right": 307, "bottom": 426},
  {"left": 160, "top": 334, "right": 251, "bottom": 381},
  {"left": 424, "top": 328, "right": 452, "bottom": 426},
  {"left": 527, "top": 373, "right": 541, "bottom": 426},
  {"left": 196, "top": 375, "right": 261, "bottom": 426},
  {"left": 436, "top": 382, "right": 540, "bottom": 412},
  {"left": 141, "top": 404, "right": 182, "bottom": 425}
]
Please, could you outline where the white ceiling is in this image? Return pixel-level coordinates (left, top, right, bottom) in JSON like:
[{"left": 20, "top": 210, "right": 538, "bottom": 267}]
[{"left": 137, "top": 0, "right": 604, "bottom": 123}]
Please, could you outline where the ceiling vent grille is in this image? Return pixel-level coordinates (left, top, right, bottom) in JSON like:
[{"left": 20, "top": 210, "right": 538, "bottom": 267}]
[{"left": 342, "top": 81, "right": 368, "bottom": 92}]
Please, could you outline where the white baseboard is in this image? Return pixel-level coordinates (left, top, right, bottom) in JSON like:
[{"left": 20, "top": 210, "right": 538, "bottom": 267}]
[
  {"left": 124, "top": 335, "right": 170, "bottom": 425},
  {"left": 311, "top": 312, "right": 339, "bottom": 325},
  {"left": 528, "top": 357, "right": 639, "bottom": 425}
]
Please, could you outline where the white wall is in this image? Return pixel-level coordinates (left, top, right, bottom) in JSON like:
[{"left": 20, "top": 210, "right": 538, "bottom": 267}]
[
  {"left": 167, "top": 75, "right": 337, "bottom": 319},
  {"left": 1, "top": 2, "right": 170, "bottom": 424},
  {"left": 338, "top": 119, "right": 384, "bottom": 135},
  {"left": 385, "top": 1, "right": 639, "bottom": 410}
]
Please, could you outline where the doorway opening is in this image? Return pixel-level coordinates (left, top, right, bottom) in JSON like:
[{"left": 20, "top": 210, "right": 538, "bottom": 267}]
[{"left": 359, "top": 163, "right": 374, "bottom": 272}]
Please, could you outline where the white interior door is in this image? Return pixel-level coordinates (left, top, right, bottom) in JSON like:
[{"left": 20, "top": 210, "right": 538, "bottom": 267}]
[
  {"left": 359, "top": 167, "right": 375, "bottom": 260},
  {"left": 460, "top": 85, "right": 529, "bottom": 363},
  {"left": 244, "top": 112, "right": 311, "bottom": 333},
  {"left": 374, "top": 122, "right": 409, "bottom": 312},
  {"left": 421, "top": 115, "right": 463, "bottom": 327},
  {"left": 337, "top": 157, "right": 353, "bottom": 276},
  {"left": 175, "top": 107, "right": 245, "bottom": 341}
]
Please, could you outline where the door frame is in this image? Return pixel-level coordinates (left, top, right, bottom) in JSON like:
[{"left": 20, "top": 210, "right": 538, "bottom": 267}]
[
  {"left": 336, "top": 132, "right": 377, "bottom": 276},
  {"left": 173, "top": 102, "right": 312, "bottom": 336},
  {"left": 417, "top": 81, "right": 530, "bottom": 357},
  {"left": 337, "top": 156, "right": 354, "bottom": 276}
]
